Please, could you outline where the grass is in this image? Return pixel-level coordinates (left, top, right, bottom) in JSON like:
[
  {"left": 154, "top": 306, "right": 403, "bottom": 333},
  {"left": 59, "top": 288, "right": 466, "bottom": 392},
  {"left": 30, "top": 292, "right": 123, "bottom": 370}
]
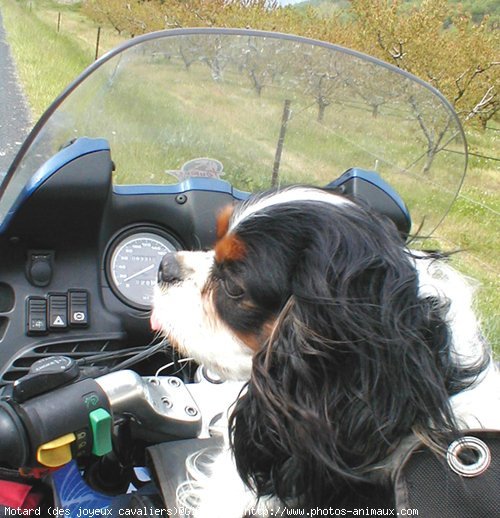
[
  {"left": 1, "top": 0, "right": 498, "bottom": 352},
  {"left": 34, "top": 0, "right": 123, "bottom": 55},
  {"left": 0, "top": 0, "right": 93, "bottom": 120}
]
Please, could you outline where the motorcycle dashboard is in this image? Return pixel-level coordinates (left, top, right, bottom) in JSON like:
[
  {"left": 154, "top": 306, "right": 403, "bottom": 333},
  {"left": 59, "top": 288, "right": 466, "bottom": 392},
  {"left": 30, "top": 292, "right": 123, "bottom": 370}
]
[{"left": 0, "top": 153, "right": 239, "bottom": 384}]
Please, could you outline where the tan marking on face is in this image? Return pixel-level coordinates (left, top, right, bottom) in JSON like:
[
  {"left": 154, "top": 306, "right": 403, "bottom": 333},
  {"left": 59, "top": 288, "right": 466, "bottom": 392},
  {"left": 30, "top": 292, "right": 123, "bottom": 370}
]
[
  {"left": 214, "top": 233, "right": 247, "bottom": 263},
  {"left": 234, "top": 319, "right": 276, "bottom": 352},
  {"left": 216, "top": 205, "right": 235, "bottom": 240}
]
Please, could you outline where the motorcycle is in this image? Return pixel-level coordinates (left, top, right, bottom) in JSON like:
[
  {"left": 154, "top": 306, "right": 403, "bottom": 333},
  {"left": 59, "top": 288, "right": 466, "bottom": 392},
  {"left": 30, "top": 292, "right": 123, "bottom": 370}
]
[{"left": 0, "top": 27, "right": 486, "bottom": 516}]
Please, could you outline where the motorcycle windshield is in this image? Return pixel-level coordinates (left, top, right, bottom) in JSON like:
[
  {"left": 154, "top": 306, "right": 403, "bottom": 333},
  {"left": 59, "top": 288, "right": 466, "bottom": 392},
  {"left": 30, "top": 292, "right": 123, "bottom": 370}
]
[{"left": 0, "top": 28, "right": 466, "bottom": 237}]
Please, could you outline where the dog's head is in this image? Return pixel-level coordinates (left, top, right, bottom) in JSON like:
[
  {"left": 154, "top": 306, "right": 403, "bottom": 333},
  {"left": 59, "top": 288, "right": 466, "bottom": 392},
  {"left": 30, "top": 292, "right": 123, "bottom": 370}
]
[
  {"left": 152, "top": 187, "right": 359, "bottom": 380},
  {"left": 151, "top": 186, "right": 482, "bottom": 506}
]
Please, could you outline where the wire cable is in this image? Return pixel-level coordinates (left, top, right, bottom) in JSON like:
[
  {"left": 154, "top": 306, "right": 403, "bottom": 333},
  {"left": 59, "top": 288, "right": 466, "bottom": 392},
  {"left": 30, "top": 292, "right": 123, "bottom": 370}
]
[{"left": 110, "top": 339, "right": 170, "bottom": 372}]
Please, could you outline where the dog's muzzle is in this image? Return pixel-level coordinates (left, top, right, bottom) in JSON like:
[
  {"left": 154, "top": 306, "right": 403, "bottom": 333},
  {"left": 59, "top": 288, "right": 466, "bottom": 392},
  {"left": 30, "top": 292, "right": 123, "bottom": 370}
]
[
  {"left": 158, "top": 252, "right": 184, "bottom": 285},
  {"left": 152, "top": 252, "right": 183, "bottom": 332}
]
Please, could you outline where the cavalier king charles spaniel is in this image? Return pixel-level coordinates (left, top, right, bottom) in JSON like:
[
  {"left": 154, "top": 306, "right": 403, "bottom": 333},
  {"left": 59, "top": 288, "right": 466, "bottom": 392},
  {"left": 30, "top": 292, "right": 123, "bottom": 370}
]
[{"left": 151, "top": 186, "right": 500, "bottom": 516}]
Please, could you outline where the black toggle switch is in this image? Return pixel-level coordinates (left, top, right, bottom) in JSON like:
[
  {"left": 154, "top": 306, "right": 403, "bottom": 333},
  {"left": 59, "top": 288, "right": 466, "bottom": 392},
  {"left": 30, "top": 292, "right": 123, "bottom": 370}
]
[
  {"left": 69, "top": 290, "right": 89, "bottom": 327},
  {"left": 27, "top": 297, "right": 48, "bottom": 334},
  {"left": 49, "top": 294, "right": 68, "bottom": 329}
]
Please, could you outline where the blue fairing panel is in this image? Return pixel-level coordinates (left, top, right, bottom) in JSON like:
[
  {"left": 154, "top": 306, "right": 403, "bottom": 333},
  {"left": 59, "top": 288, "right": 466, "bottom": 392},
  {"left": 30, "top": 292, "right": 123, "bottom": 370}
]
[
  {"left": 113, "top": 178, "right": 249, "bottom": 200},
  {"left": 0, "top": 138, "right": 250, "bottom": 234},
  {"left": 0, "top": 138, "right": 110, "bottom": 234}
]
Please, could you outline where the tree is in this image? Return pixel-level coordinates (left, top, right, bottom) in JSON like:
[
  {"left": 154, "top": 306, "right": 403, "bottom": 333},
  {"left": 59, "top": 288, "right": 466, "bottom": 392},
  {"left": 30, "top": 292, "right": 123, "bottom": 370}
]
[
  {"left": 82, "top": 0, "right": 499, "bottom": 128},
  {"left": 347, "top": 0, "right": 499, "bottom": 129}
]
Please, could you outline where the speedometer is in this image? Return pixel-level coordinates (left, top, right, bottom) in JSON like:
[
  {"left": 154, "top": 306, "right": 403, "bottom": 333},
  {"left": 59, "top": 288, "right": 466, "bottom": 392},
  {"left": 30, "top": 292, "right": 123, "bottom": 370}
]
[{"left": 107, "top": 229, "right": 179, "bottom": 309}]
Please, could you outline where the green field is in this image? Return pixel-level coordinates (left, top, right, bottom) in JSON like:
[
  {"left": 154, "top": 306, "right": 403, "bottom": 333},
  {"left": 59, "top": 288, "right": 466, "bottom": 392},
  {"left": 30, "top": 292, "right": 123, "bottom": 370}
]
[{"left": 1, "top": 0, "right": 498, "bottom": 352}]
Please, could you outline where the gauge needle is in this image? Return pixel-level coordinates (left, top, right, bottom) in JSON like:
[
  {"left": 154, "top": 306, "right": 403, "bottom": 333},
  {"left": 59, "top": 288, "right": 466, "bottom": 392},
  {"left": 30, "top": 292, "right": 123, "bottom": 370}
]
[{"left": 123, "top": 263, "right": 156, "bottom": 282}]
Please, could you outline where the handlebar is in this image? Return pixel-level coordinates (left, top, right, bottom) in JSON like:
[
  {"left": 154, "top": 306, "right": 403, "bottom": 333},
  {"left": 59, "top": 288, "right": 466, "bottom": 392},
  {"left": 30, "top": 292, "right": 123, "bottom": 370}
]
[
  {"left": 0, "top": 356, "right": 202, "bottom": 470},
  {"left": 0, "top": 400, "right": 29, "bottom": 467}
]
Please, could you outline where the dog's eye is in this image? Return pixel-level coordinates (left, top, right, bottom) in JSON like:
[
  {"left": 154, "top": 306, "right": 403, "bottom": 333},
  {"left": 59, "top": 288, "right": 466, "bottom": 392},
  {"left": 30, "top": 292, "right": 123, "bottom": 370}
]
[{"left": 221, "top": 277, "right": 245, "bottom": 299}]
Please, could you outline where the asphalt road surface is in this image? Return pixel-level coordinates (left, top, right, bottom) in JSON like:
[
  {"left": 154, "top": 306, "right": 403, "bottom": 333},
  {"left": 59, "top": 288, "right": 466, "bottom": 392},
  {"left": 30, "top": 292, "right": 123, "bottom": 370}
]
[{"left": 0, "top": 7, "right": 32, "bottom": 177}]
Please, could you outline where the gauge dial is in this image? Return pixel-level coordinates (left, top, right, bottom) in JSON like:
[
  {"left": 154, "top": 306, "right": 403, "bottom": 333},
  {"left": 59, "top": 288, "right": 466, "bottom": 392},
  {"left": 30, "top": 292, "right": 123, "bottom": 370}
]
[{"left": 108, "top": 230, "right": 178, "bottom": 309}]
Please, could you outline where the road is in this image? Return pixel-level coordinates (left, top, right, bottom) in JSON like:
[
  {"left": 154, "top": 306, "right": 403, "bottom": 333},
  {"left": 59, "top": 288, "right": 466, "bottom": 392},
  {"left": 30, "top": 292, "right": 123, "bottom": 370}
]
[{"left": 0, "top": 7, "right": 32, "bottom": 176}]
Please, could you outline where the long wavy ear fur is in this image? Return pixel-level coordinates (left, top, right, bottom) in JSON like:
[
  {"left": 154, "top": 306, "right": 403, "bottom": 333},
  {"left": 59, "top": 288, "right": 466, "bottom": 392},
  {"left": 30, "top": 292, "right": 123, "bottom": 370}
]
[{"left": 229, "top": 205, "right": 486, "bottom": 508}]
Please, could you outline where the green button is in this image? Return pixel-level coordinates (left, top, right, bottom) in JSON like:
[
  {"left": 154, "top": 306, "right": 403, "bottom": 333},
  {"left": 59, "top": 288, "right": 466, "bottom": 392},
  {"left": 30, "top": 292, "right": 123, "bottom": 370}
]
[{"left": 89, "top": 408, "right": 112, "bottom": 456}]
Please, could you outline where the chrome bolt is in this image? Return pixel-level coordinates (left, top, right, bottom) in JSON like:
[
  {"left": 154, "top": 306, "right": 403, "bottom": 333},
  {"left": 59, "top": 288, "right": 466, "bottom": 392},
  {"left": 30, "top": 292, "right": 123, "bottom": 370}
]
[{"left": 185, "top": 406, "right": 198, "bottom": 417}]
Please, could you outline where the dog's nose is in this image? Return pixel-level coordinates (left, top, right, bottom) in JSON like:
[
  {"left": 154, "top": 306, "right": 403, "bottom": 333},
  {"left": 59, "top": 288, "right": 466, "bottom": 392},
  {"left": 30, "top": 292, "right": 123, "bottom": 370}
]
[{"left": 158, "top": 252, "right": 183, "bottom": 284}]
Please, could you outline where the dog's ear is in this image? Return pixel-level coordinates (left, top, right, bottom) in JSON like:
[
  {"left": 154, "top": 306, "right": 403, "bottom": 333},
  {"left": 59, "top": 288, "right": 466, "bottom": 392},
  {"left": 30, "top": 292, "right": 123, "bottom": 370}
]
[{"left": 229, "top": 213, "right": 480, "bottom": 508}]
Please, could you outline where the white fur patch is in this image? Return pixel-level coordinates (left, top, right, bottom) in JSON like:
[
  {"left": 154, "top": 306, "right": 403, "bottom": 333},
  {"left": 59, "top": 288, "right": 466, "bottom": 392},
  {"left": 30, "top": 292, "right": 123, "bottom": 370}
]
[
  {"left": 177, "top": 446, "right": 270, "bottom": 517},
  {"left": 414, "top": 254, "right": 483, "bottom": 363},
  {"left": 230, "top": 187, "right": 351, "bottom": 232},
  {"left": 414, "top": 254, "right": 500, "bottom": 430}
]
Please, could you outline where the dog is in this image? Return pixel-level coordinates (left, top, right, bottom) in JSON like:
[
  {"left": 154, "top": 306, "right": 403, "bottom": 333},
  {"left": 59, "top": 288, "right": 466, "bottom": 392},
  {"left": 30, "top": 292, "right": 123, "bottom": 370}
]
[{"left": 151, "top": 186, "right": 500, "bottom": 516}]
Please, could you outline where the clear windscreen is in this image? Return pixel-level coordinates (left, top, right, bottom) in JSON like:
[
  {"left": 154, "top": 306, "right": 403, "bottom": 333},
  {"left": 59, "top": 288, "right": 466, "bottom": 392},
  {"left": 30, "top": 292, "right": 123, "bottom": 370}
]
[{"left": 0, "top": 29, "right": 466, "bottom": 237}]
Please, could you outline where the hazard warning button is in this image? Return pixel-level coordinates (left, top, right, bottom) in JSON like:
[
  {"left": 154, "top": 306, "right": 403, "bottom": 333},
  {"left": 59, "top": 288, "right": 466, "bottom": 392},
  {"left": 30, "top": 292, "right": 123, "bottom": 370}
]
[{"left": 48, "top": 294, "right": 68, "bottom": 329}]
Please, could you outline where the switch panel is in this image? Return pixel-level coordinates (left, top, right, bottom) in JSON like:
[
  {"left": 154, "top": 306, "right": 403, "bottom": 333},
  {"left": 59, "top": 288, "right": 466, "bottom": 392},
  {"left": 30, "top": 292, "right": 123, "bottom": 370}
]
[{"left": 26, "top": 290, "right": 90, "bottom": 335}]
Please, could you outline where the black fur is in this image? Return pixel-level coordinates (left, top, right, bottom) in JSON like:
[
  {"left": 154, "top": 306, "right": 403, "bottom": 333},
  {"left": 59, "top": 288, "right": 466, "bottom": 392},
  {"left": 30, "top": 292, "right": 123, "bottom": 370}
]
[{"left": 218, "top": 191, "right": 486, "bottom": 509}]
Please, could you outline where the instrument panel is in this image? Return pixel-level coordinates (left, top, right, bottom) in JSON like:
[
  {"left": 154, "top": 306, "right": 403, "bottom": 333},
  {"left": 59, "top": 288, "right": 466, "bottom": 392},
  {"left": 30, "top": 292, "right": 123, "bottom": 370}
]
[
  {"left": 0, "top": 144, "right": 236, "bottom": 383},
  {"left": 106, "top": 227, "right": 180, "bottom": 310}
]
